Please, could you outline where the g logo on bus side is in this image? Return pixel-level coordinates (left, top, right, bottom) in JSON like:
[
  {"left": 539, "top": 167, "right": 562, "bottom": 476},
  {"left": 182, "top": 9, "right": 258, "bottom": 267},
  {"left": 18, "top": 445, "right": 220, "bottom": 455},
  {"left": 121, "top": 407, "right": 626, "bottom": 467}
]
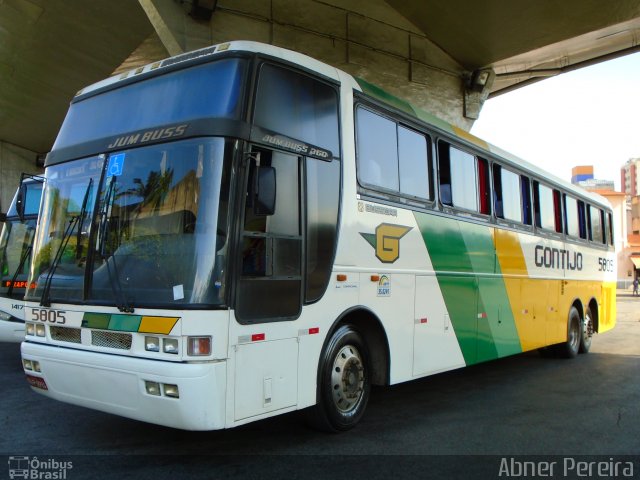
[{"left": 360, "top": 223, "right": 412, "bottom": 263}]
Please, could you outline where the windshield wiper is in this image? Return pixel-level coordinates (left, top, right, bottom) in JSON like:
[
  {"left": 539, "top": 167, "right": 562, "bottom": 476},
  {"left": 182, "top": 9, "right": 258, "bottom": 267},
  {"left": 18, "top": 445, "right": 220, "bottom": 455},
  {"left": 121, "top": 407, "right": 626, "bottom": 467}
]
[
  {"left": 39, "top": 178, "right": 93, "bottom": 307},
  {"left": 39, "top": 216, "right": 79, "bottom": 307},
  {"left": 75, "top": 178, "right": 93, "bottom": 260},
  {"left": 96, "top": 177, "right": 134, "bottom": 313}
]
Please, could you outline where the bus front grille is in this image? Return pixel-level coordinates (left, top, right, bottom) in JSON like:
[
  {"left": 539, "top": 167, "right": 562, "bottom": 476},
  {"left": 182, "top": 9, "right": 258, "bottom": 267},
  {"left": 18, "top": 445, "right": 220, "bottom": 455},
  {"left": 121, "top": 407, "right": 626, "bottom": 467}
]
[
  {"left": 50, "top": 326, "right": 81, "bottom": 344},
  {"left": 91, "top": 331, "right": 132, "bottom": 350}
]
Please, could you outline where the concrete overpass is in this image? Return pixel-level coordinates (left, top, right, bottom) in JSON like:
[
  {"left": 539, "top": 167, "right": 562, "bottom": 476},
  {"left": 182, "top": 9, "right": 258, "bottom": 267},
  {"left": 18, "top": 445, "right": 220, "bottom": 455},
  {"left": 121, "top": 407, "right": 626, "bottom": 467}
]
[{"left": 1, "top": 0, "right": 639, "bottom": 210}]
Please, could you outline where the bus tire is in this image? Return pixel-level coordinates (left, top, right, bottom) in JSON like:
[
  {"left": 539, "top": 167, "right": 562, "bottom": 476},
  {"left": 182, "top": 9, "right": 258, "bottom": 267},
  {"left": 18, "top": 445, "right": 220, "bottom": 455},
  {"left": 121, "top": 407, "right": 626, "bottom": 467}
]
[
  {"left": 579, "top": 306, "right": 594, "bottom": 354},
  {"left": 308, "top": 325, "right": 371, "bottom": 432},
  {"left": 558, "top": 307, "right": 581, "bottom": 359}
]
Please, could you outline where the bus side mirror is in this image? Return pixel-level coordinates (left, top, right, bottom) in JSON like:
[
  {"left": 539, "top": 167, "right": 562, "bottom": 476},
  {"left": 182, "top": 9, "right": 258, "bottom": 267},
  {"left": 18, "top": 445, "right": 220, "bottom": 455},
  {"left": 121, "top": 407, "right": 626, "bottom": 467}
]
[
  {"left": 254, "top": 166, "right": 276, "bottom": 216},
  {"left": 15, "top": 183, "right": 26, "bottom": 221}
]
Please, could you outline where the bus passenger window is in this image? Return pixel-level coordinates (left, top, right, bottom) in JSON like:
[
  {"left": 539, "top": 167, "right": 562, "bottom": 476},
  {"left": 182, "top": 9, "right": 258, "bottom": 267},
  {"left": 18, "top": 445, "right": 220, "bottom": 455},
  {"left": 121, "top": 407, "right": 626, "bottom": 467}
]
[
  {"left": 478, "top": 158, "right": 490, "bottom": 215},
  {"left": 607, "top": 212, "right": 614, "bottom": 245},
  {"left": 356, "top": 107, "right": 399, "bottom": 191},
  {"left": 577, "top": 200, "right": 587, "bottom": 239},
  {"left": 398, "top": 126, "right": 431, "bottom": 199},
  {"left": 438, "top": 143, "right": 478, "bottom": 211},
  {"left": 494, "top": 165, "right": 523, "bottom": 222},
  {"left": 553, "top": 190, "right": 562, "bottom": 233},
  {"left": 534, "top": 182, "right": 556, "bottom": 231},
  {"left": 564, "top": 195, "right": 580, "bottom": 238},
  {"left": 521, "top": 176, "right": 532, "bottom": 225}
]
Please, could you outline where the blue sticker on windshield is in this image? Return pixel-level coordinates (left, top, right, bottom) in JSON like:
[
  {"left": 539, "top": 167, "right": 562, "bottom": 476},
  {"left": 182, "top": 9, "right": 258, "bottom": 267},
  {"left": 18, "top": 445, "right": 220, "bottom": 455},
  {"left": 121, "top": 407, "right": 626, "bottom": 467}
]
[{"left": 107, "top": 153, "right": 125, "bottom": 177}]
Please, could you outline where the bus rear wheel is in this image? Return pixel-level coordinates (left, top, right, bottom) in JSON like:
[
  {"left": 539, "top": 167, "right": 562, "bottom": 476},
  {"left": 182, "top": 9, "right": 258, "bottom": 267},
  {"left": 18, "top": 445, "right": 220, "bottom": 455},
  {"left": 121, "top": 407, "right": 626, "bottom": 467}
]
[
  {"left": 558, "top": 307, "right": 581, "bottom": 359},
  {"left": 579, "top": 306, "right": 594, "bottom": 354},
  {"left": 309, "top": 325, "right": 371, "bottom": 432}
]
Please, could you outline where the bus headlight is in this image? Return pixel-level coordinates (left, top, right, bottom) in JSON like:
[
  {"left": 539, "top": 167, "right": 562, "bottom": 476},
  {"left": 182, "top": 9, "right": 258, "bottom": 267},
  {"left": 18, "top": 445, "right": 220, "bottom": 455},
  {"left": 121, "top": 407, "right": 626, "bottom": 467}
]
[
  {"left": 35, "top": 324, "right": 46, "bottom": 337},
  {"left": 23, "top": 359, "right": 33, "bottom": 371},
  {"left": 26, "top": 323, "right": 35, "bottom": 336},
  {"left": 145, "top": 336, "right": 160, "bottom": 352},
  {"left": 163, "top": 338, "right": 179, "bottom": 354}
]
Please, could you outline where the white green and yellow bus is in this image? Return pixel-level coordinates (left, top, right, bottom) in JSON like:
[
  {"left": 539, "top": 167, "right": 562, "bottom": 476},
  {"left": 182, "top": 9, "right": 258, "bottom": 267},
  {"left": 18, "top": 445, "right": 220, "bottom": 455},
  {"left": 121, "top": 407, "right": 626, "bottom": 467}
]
[
  {"left": 0, "top": 176, "right": 43, "bottom": 342},
  {"left": 21, "top": 41, "right": 616, "bottom": 431}
]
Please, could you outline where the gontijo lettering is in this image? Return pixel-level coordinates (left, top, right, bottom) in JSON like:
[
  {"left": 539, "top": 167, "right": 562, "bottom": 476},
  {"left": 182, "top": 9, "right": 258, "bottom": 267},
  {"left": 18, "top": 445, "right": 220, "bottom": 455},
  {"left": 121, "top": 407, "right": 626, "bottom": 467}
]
[{"left": 534, "top": 245, "right": 583, "bottom": 271}]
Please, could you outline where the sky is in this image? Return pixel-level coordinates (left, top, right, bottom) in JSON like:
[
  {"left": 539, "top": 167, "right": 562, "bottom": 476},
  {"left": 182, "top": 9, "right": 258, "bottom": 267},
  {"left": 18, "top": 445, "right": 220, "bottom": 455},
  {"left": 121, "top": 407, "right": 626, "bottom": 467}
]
[{"left": 470, "top": 51, "right": 640, "bottom": 191}]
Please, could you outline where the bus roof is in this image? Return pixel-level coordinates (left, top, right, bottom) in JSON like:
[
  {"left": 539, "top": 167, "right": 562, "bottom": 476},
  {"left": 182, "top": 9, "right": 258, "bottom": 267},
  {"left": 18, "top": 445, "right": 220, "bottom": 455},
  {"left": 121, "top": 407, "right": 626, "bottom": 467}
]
[{"left": 76, "top": 40, "right": 611, "bottom": 210}]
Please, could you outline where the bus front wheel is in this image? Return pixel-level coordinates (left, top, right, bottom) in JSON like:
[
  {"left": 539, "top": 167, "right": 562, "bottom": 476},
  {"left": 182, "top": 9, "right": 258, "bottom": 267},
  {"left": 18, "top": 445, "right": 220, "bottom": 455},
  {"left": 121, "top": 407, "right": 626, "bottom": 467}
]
[{"left": 309, "top": 325, "right": 371, "bottom": 432}]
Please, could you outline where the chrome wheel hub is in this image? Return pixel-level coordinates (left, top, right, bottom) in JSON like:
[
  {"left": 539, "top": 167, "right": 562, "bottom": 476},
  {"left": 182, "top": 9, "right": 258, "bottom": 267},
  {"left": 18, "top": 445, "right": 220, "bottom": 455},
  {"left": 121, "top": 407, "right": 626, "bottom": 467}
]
[{"left": 331, "top": 345, "right": 365, "bottom": 413}]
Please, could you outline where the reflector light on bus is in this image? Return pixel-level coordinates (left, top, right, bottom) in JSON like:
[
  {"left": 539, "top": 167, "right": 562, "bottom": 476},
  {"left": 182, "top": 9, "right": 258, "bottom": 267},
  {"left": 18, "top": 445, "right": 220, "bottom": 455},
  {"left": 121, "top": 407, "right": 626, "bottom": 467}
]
[{"left": 251, "top": 333, "right": 265, "bottom": 342}]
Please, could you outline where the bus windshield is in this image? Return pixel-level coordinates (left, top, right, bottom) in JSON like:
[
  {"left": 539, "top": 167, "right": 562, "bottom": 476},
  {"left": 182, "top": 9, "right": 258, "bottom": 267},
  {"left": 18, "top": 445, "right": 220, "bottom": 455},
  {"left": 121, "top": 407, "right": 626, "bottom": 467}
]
[{"left": 26, "top": 137, "right": 232, "bottom": 309}]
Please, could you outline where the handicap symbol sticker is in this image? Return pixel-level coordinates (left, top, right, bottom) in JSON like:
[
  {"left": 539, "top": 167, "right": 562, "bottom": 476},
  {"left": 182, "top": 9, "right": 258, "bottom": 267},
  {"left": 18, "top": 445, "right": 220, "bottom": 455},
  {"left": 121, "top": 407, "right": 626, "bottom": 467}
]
[{"left": 107, "top": 153, "right": 125, "bottom": 177}]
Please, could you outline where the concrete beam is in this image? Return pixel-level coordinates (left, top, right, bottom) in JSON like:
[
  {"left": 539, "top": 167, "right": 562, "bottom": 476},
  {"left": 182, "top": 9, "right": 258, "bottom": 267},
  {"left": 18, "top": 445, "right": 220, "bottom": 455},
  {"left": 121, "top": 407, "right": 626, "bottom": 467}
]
[
  {"left": 138, "top": 0, "right": 213, "bottom": 56},
  {"left": 212, "top": 0, "right": 474, "bottom": 128}
]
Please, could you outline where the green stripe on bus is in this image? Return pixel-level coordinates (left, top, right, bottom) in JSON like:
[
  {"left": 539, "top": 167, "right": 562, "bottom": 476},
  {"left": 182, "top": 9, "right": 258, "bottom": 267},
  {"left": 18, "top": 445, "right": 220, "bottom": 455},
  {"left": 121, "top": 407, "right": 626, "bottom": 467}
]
[
  {"left": 108, "top": 314, "right": 142, "bottom": 332},
  {"left": 414, "top": 213, "right": 522, "bottom": 365},
  {"left": 82, "top": 313, "right": 111, "bottom": 330}
]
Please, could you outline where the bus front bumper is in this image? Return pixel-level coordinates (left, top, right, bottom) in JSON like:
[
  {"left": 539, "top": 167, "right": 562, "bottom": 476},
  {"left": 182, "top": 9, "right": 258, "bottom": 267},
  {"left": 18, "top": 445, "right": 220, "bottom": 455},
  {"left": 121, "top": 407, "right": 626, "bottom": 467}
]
[{"left": 21, "top": 341, "right": 227, "bottom": 430}]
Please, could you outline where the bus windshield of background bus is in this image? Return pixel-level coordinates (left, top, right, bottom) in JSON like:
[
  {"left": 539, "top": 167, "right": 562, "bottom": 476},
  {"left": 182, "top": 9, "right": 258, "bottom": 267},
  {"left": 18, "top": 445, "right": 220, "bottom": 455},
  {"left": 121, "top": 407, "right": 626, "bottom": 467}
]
[
  {"left": 0, "top": 182, "right": 42, "bottom": 295},
  {"left": 26, "top": 138, "right": 231, "bottom": 308},
  {"left": 52, "top": 58, "right": 247, "bottom": 151}
]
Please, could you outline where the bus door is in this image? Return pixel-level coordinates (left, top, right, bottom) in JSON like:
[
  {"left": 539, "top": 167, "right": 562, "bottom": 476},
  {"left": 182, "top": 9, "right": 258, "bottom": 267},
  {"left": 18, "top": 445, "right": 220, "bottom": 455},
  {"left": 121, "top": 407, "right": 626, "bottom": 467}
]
[{"left": 232, "top": 146, "right": 303, "bottom": 421}]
